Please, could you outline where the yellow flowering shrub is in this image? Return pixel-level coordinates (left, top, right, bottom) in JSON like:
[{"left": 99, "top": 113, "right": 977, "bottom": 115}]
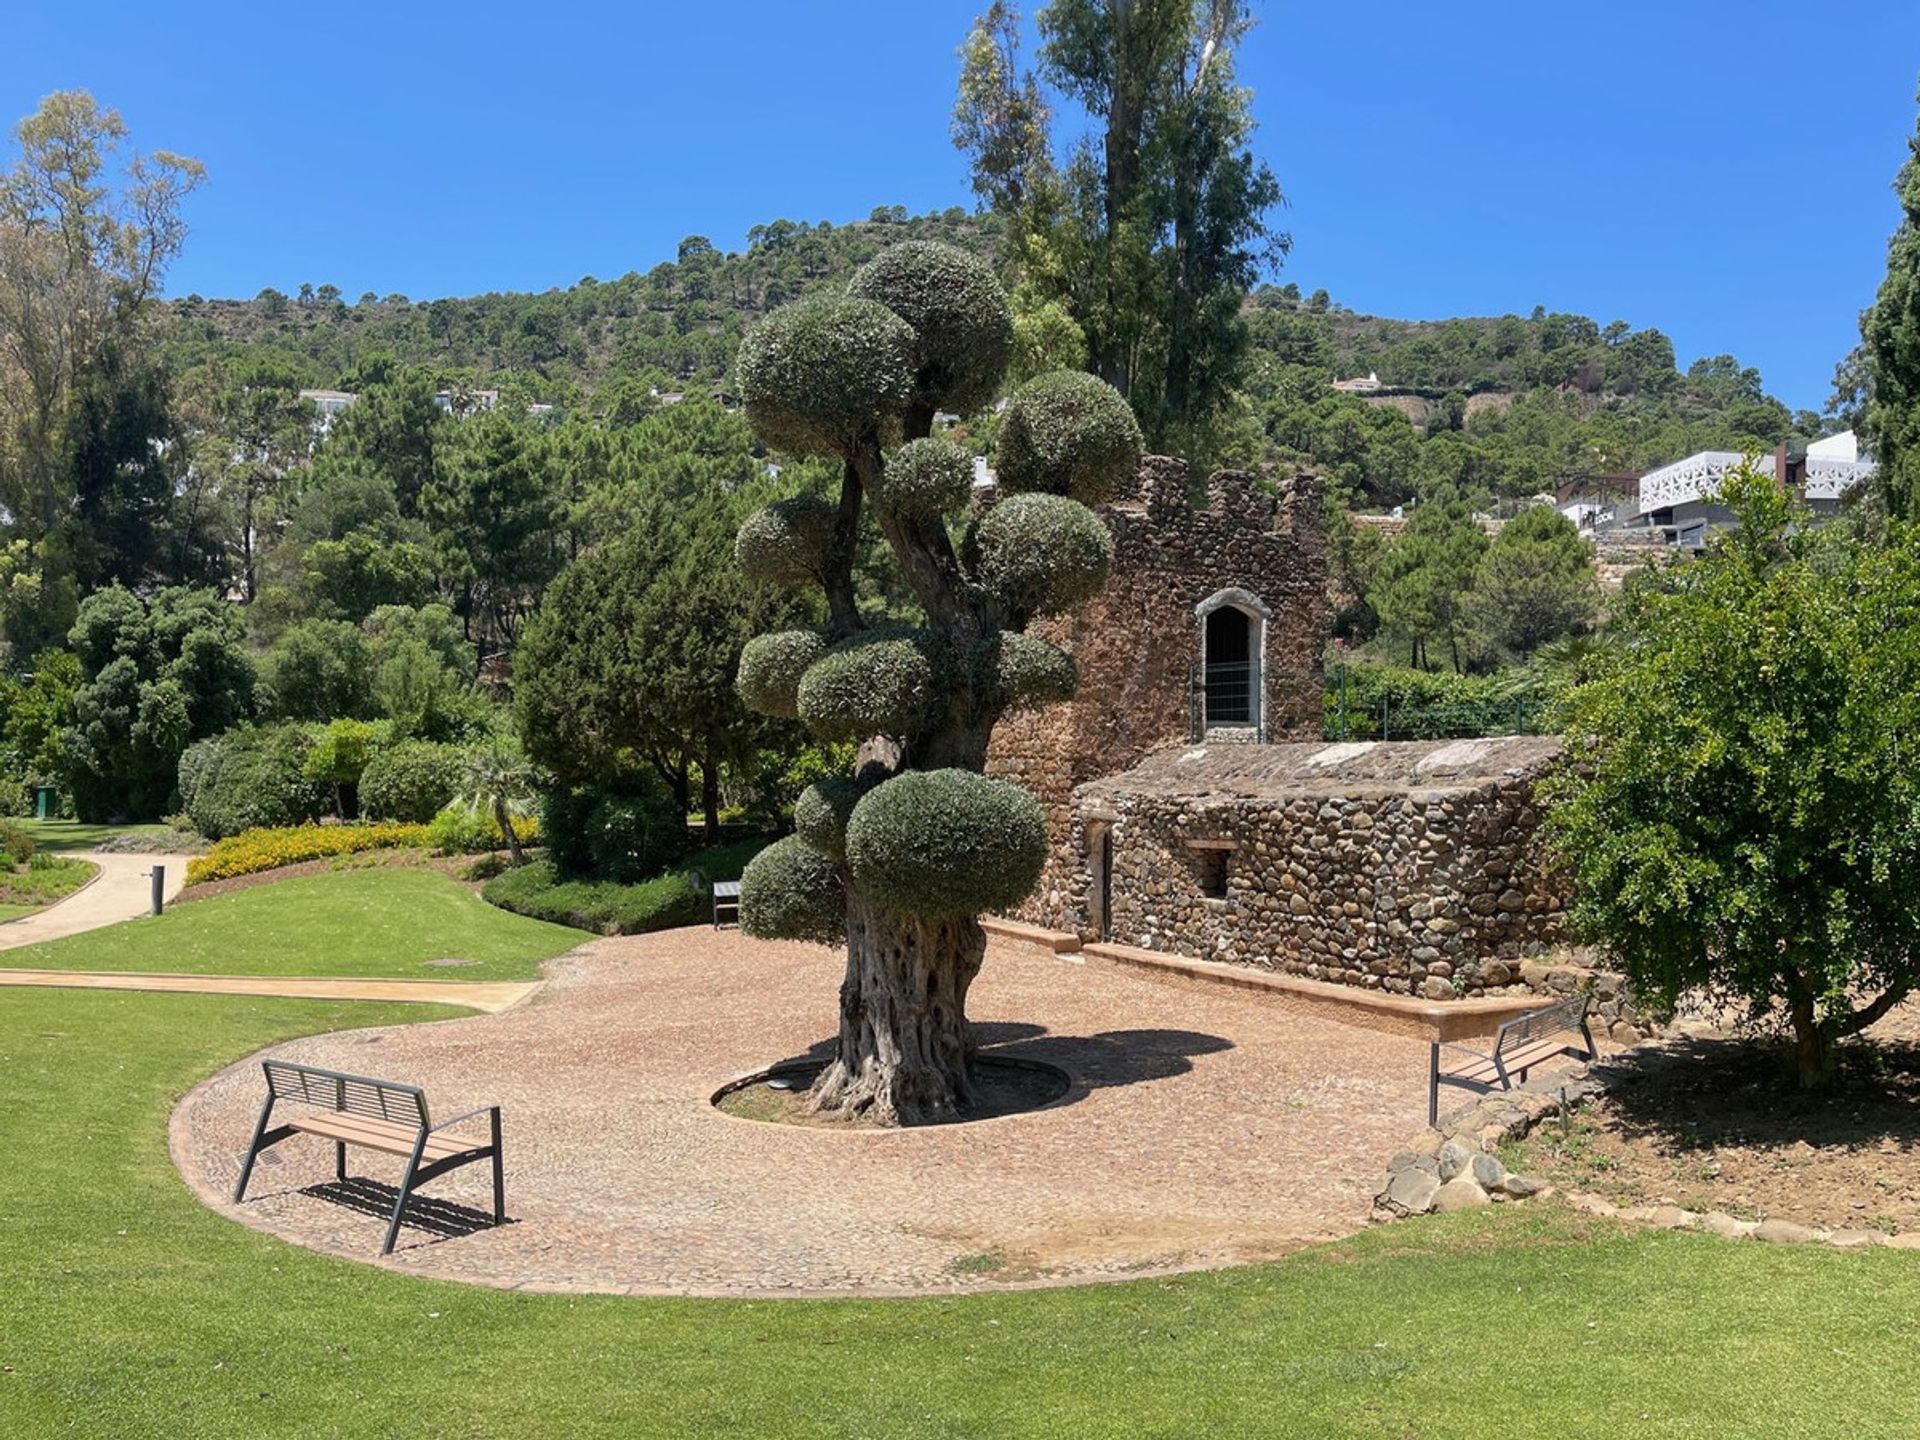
[{"left": 186, "top": 822, "right": 431, "bottom": 885}]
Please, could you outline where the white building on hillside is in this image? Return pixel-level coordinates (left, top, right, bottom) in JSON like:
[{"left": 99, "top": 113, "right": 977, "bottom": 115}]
[{"left": 1634, "top": 432, "right": 1875, "bottom": 549}]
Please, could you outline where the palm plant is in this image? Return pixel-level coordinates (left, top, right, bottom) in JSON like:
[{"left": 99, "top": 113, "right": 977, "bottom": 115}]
[{"left": 455, "top": 735, "right": 538, "bottom": 867}]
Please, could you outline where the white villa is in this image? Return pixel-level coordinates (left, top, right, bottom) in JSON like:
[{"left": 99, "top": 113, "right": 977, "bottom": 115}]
[{"left": 1633, "top": 432, "right": 1876, "bottom": 549}]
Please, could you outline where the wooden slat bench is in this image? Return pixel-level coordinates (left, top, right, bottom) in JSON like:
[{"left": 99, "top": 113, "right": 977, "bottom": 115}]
[
  {"left": 712, "top": 880, "right": 741, "bottom": 929},
  {"left": 1429, "top": 993, "right": 1597, "bottom": 1125},
  {"left": 233, "top": 1060, "right": 505, "bottom": 1254}
]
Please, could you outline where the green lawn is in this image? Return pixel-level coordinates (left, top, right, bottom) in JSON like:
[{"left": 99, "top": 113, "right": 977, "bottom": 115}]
[
  {"left": 3, "top": 867, "right": 584, "bottom": 982},
  {"left": 10, "top": 818, "right": 177, "bottom": 850},
  {"left": 0, "top": 855, "right": 97, "bottom": 921},
  {"left": 2, "top": 986, "right": 1920, "bottom": 1437}
]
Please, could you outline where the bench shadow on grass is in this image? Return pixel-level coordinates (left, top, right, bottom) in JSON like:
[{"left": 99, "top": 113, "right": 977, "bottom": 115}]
[
  {"left": 295, "top": 1177, "right": 510, "bottom": 1252},
  {"left": 765, "top": 1021, "right": 1235, "bottom": 1109},
  {"left": 1594, "top": 1032, "right": 1920, "bottom": 1155}
]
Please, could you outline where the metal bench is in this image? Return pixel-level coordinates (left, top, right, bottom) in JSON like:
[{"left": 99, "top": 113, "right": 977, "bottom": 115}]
[
  {"left": 712, "top": 879, "right": 741, "bottom": 929},
  {"left": 1429, "top": 993, "right": 1597, "bottom": 1125},
  {"left": 233, "top": 1060, "right": 505, "bottom": 1255}
]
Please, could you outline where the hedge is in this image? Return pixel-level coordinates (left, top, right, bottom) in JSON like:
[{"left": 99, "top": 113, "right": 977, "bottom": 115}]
[
  {"left": 425, "top": 805, "right": 541, "bottom": 856},
  {"left": 187, "top": 822, "right": 430, "bottom": 884},
  {"left": 180, "top": 725, "right": 333, "bottom": 840},
  {"left": 481, "top": 836, "right": 773, "bottom": 936}
]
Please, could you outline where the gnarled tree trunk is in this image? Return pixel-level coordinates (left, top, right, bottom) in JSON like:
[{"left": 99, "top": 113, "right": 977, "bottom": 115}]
[{"left": 806, "top": 893, "right": 986, "bottom": 1125}]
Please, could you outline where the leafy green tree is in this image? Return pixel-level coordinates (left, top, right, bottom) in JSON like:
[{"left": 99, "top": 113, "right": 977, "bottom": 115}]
[
  {"left": 1865, "top": 89, "right": 1920, "bottom": 519},
  {"left": 954, "top": 0, "right": 1285, "bottom": 451},
  {"left": 0, "top": 91, "right": 203, "bottom": 551},
  {"left": 1474, "top": 504, "right": 1599, "bottom": 657},
  {"left": 323, "top": 367, "right": 444, "bottom": 516},
  {"left": 514, "top": 478, "right": 812, "bottom": 839},
  {"left": 1545, "top": 467, "right": 1920, "bottom": 1086},
  {"left": 60, "top": 584, "right": 253, "bottom": 819},
  {"left": 725, "top": 242, "right": 1137, "bottom": 1124},
  {"left": 302, "top": 717, "right": 386, "bottom": 818},
  {"left": 421, "top": 411, "right": 561, "bottom": 658},
  {"left": 1369, "top": 492, "right": 1487, "bottom": 671},
  {"left": 258, "top": 619, "right": 374, "bottom": 721},
  {"left": 186, "top": 355, "right": 312, "bottom": 600}
]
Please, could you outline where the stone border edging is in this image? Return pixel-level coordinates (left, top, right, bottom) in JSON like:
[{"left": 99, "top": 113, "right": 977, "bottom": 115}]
[{"left": 1563, "top": 1192, "right": 1914, "bottom": 1250}]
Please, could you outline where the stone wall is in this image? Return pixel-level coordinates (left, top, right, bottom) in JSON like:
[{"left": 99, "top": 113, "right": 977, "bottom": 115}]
[
  {"left": 987, "top": 454, "right": 1328, "bottom": 928},
  {"left": 1063, "top": 737, "right": 1567, "bottom": 998}
]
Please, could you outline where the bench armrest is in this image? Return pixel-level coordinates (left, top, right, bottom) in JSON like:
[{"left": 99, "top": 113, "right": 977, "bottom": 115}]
[{"left": 428, "top": 1105, "right": 501, "bottom": 1134}]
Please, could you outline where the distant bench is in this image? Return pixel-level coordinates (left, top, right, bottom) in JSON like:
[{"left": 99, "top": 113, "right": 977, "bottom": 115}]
[
  {"left": 233, "top": 1060, "right": 506, "bottom": 1255},
  {"left": 1429, "top": 993, "right": 1596, "bottom": 1125},
  {"left": 712, "top": 880, "right": 741, "bottom": 929}
]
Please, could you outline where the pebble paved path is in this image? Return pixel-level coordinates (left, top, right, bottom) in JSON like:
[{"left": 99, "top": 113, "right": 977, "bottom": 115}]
[{"left": 173, "top": 928, "right": 1431, "bottom": 1297}]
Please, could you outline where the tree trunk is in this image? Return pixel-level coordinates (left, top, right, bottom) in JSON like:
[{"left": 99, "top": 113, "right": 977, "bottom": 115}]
[
  {"left": 700, "top": 756, "right": 720, "bottom": 843},
  {"left": 805, "top": 894, "right": 986, "bottom": 1126},
  {"left": 495, "top": 794, "right": 525, "bottom": 868},
  {"left": 1788, "top": 992, "right": 1831, "bottom": 1088}
]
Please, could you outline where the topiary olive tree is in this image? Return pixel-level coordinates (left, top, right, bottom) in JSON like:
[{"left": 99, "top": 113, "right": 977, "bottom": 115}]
[{"left": 731, "top": 240, "right": 1141, "bottom": 1124}]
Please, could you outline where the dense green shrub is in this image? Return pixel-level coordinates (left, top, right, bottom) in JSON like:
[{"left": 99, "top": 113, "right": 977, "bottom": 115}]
[
  {"left": 737, "top": 294, "right": 916, "bottom": 457},
  {"left": 1323, "top": 663, "right": 1544, "bottom": 741},
  {"left": 483, "top": 836, "right": 772, "bottom": 935},
  {"left": 739, "top": 834, "right": 846, "bottom": 944},
  {"left": 847, "top": 242, "right": 1014, "bottom": 416},
  {"left": 736, "top": 629, "right": 828, "bottom": 719},
  {"left": 583, "top": 787, "right": 685, "bottom": 883},
  {"left": 538, "top": 780, "right": 682, "bottom": 879},
  {"left": 843, "top": 768, "right": 1046, "bottom": 917},
  {"left": 734, "top": 495, "right": 838, "bottom": 589},
  {"left": 425, "top": 803, "right": 540, "bottom": 856},
  {"left": 877, "top": 437, "right": 974, "bottom": 518},
  {"left": 795, "top": 628, "right": 944, "bottom": 741},
  {"left": 993, "top": 370, "right": 1143, "bottom": 506},
  {"left": 182, "top": 725, "right": 332, "bottom": 840},
  {"left": 972, "top": 493, "right": 1113, "bottom": 618},
  {"left": 0, "top": 776, "right": 28, "bottom": 819},
  {"left": 359, "top": 740, "right": 466, "bottom": 823},
  {"left": 259, "top": 619, "right": 373, "bottom": 720},
  {"left": 1, "top": 821, "right": 35, "bottom": 866}
]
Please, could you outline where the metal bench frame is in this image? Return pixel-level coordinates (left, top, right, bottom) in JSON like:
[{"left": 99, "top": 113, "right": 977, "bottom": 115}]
[
  {"left": 712, "top": 879, "right": 741, "bottom": 929},
  {"left": 233, "top": 1060, "right": 505, "bottom": 1255},
  {"left": 1428, "top": 993, "right": 1597, "bottom": 1126}
]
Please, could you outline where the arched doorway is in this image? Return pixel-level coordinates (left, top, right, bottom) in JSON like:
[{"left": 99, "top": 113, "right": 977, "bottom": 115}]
[
  {"left": 1205, "top": 608, "right": 1254, "bottom": 725},
  {"left": 1195, "top": 587, "right": 1269, "bottom": 735}
]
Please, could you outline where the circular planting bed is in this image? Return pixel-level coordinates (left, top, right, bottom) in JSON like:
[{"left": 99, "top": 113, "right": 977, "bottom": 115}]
[{"left": 713, "top": 1056, "right": 1071, "bottom": 1129}]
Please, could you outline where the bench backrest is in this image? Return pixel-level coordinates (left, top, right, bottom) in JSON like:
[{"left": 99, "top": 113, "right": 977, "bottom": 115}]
[
  {"left": 1494, "top": 993, "right": 1589, "bottom": 1054},
  {"left": 263, "top": 1060, "right": 428, "bottom": 1128}
]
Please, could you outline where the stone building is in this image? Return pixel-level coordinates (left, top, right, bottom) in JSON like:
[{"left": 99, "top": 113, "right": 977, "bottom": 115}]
[
  {"left": 986, "top": 454, "right": 1329, "bottom": 927},
  {"left": 1063, "top": 735, "right": 1567, "bottom": 998}
]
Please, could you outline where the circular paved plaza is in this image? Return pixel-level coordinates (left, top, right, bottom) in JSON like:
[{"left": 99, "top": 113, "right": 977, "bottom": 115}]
[{"left": 173, "top": 929, "right": 1429, "bottom": 1296}]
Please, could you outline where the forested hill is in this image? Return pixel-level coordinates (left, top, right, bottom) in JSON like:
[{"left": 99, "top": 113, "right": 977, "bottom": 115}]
[{"left": 163, "top": 204, "right": 1815, "bottom": 508}]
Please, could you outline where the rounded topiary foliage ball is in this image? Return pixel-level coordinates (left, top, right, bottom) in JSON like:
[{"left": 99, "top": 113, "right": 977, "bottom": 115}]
[
  {"left": 740, "top": 835, "right": 846, "bottom": 946},
  {"left": 844, "top": 768, "right": 1048, "bottom": 918},
  {"left": 737, "top": 294, "right": 917, "bottom": 457},
  {"left": 977, "top": 630, "right": 1078, "bottom": 714},
  {"left": 995, "top": 370, "right": 1143, "bottom": 507},
  {"left": 735, "top": 495, "right": 838, "bottom": 588},
  {"left": 848, "top": 241, "right": 1014, "bottom": 417},
  {"left": 793, "top": 775, "right": 866, "bottom": 860},
  {"left": 972, "top": 493, "right": 1113, "bottom": 618},
  {"left": 736, "top": 629, "right": 828, "bottom": 719},
  {"left": 877, "top": 437, "right": 974, "bottom": 519},
  {"left": 796, "top": 628, "right": 944, "bottom": 742}
]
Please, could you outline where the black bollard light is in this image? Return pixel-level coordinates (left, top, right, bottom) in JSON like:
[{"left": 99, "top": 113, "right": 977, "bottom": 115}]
[{"left": 150, "top": 864, "right": 165, "bottom": 917}]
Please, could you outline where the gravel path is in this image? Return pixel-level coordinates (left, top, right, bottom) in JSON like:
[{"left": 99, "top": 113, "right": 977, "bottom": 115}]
[
  {"left": 173, "top": 928, "right": 1430, "bottom": 1297},
  {"left": 0, "top": 851, "right": 193, "bottom": 951}
]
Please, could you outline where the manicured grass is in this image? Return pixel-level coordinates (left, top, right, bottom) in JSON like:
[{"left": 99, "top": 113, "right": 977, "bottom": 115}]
[
  {"left": 10, "top": 818, "right": 176, "bottom": 850},
  {"left": 4, "top": 983, "right": 1920, "bottom": 1436},
  {"left": 0, "top": 855, "right": 97, "bottom": 919},
  {"left": 2, "top": 867, "right": 584, "bottom": 982}
]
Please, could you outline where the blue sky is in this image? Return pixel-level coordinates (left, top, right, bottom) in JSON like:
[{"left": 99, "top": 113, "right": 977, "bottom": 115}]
[{"left": 5, "top": 0, "right": 1918, "bottom": 411}]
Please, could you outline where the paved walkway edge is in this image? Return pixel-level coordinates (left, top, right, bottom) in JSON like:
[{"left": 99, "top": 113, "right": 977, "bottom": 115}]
[{"left": 0, "top": 968, "right": 542, "bottom": 1013}]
